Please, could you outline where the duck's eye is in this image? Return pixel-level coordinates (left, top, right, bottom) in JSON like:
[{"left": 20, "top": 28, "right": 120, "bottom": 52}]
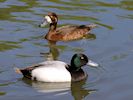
[{"left": 80, "top": 56, "right": 84, "bottom": 60}]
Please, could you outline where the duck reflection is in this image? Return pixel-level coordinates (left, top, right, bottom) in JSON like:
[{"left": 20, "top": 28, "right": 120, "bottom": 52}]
[
  {"left": 71, "top": 79, "right": 96, "bottom": 100},
  {"left": 40, "top": 41, "right": 59, "bottom": 60},
  {"left": 22, "top": 77, "right": 70, "bottom": 93},
  {"left": 22, "top": 78, "right": 96, "bottom": 99},
  {"left": 40, "top": 33, "right": 96, "bottom": 60}
]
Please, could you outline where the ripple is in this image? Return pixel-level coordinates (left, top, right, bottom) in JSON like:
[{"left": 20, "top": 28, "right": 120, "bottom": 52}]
[{"left": 0, "top": 41, "right": 21, "bottom": 52}]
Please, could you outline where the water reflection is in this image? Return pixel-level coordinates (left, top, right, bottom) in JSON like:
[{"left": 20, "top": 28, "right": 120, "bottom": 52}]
[
  {"left": 95, "top": 22, "right": 113, "bottom": 30},
  {"left": 94, "top": 0, "right": 133, "bottom": 11},
  {"left": 22, "top": 77, "right": 69, "bottom": 93},
  {"left": 0, "top": 80, "right": 16, "bottom": 96},
  {"left": 0, "top": 91, "right": 6, "bottom": 96},
  {"left": 60, "top": 15, "right": 99, "bottom": 21},
  {"left": 117, "top": 14, "right": 133, "bottom": 20},
  {"left": 120, "top": 0, "right": 133, "bottom": 11},
  {"left": 0, "top": 41, "right": 21, "bottom": 52},
  {"left": 40, "top": 34, "right": 96, "bottom": 60},
  {"left": 112, "top": 53, "right": 128, "bottom": 61},
  {"left": 0, "top": 5, "right": 29, "bottom": 21},
  {"left": 22, "top": 78, "right": 96, "bottom": 99},
  {"left": 40, "top": 42, "right": 60, "bottom": 60},
  {"left": 71, "top": 80, "right": 96, "bottom": 100}
]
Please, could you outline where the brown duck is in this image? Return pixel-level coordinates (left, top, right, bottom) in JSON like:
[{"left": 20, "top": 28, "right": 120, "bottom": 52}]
[{"left": 39, "top": 12, "right": 96, "bottom": 42}]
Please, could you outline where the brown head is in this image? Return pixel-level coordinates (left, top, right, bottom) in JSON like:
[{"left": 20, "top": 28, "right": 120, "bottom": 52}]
[{"left": 39, "top": 12, "right": 58, "bottom": 28}]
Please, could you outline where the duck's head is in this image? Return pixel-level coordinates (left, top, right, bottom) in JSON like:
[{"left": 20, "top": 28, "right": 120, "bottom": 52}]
[
  {"left": 39, "top": 12, "right": 58, "bottom": 27},
  {"left": 70, "top": 53, "right": 99, "bottom": 71}
]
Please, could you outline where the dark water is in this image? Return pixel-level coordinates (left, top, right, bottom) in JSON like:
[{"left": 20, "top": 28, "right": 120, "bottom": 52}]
[{"left": 0, "top": 0, "right": 133, "bottom": 100}]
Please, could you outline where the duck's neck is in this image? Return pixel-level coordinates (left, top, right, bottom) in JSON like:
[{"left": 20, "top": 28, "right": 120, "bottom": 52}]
[
  {"left": 70, "top": 62, "right": 81, "bottom": 71},
  {"left": 45, "top": 23, "right": 57, "bottom": 43},
  {"left": 49, "top": 23, "right": 57, "bottom": 32}
]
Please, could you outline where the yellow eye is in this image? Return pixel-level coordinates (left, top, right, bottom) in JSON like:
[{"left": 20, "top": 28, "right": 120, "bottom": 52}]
[{"left": 80, "top": 56, "right": 84, "bottom": 60}]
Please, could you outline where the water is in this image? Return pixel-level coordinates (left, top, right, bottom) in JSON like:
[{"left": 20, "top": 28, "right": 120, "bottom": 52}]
[{"left": 0, "top": 0, "right": 133, "bottom": 100}]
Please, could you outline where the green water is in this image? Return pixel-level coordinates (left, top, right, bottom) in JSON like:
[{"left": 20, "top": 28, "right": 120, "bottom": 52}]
[{"left": 0, "top": 0, "right": 133, "bottom": 100}]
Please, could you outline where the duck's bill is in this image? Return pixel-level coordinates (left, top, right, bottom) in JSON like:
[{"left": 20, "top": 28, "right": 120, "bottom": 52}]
[
  {"left": 87, "top": 60, "right": 99, "bottom": 67},
  {"left": 39, "top": 16, "right": 52, "bottom": 28},
  {"left": 39, "top": 19, "right": 48, "bottom": 27}
]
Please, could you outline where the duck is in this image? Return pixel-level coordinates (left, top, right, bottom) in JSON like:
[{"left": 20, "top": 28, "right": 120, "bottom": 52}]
[
  {"left": 15, "top": 53, "right": 99, "bottom": 82},
  {"left": 39, "top": 12, "right": 97, "bottom": 42}
]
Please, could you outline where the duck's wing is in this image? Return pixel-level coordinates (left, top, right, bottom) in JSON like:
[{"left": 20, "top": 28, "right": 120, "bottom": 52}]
[
  {"left": 15, "top": 64, "right": 44, "bottom": 79},
  {"left": 55, "top": 24, "right": 96, "bottom": 41},
  {"left": 56, "top": 25, "right": 78, "bottom": 34},
  {"left": 39, "top": 61, "right": 69, "bottom": 68},
  {"left": 56, "top": 24, "right": 96, "bottom": 35}
]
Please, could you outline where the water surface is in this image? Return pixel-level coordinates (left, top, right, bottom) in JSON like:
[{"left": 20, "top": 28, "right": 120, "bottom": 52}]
[{"left": 0, "top": 0, "right": 133, "bottom": 100}]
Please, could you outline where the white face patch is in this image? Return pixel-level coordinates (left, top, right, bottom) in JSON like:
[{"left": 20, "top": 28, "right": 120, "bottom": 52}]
[{"left": 45, "top": 16, "right": 52, "bottom": 23}]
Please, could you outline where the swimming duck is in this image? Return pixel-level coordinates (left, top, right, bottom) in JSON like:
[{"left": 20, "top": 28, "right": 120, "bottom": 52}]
[
  {"left": 39, "top": 12, "right": 97, "bottom": 42},
  {"left": 15, "top": 53, "right": 99, "bottom": 82}
]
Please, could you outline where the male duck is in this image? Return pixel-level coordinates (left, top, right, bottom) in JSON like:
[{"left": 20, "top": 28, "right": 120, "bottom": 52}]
[
  {"left": 15, "top": 53, "right": 99, "bottom": 82},
  {"left": 39, "top": 12, "right": 97, "bottom": 42}
]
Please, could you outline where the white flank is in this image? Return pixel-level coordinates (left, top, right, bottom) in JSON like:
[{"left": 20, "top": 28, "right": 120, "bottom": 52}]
[
  {"left": 45, "top": 16, "right": 52, "bottom": 23},
  {"left": 31, "top": 61, "right": 71, "bottom": 82}
]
